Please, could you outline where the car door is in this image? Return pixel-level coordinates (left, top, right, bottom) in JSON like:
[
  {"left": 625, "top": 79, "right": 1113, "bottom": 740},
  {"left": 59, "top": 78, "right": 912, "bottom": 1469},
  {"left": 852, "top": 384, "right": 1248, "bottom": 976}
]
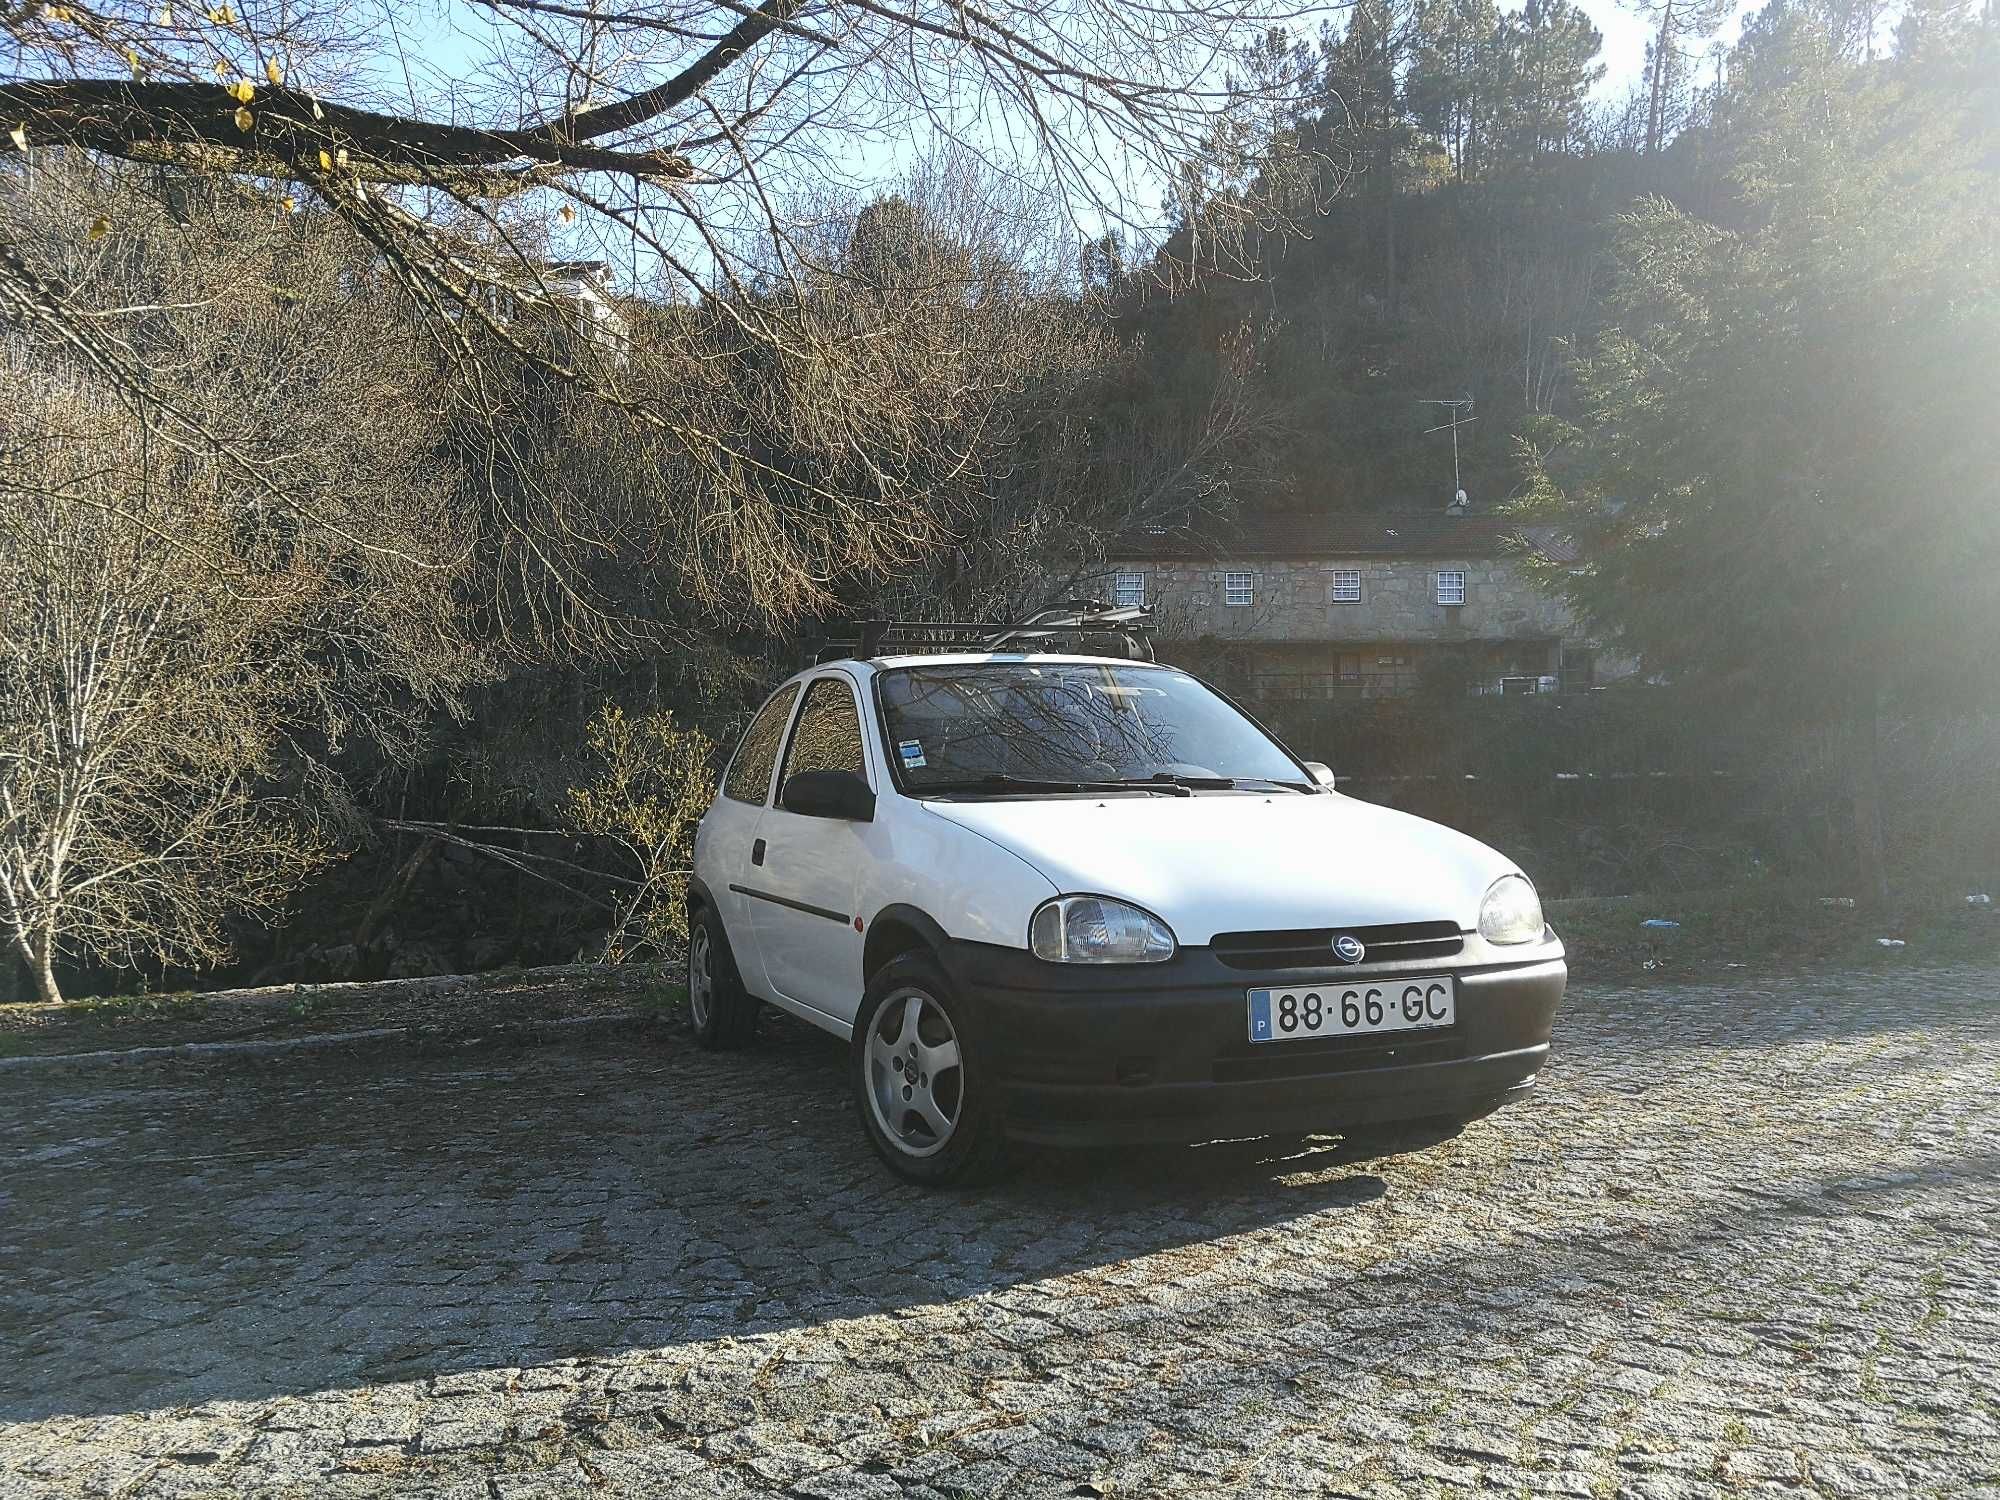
[
  {"left": 744, "top": 672, "right": 875, "bottom": 1024},
  {"left": 697, "top": 681, "right": 801, "bottom": 997}
]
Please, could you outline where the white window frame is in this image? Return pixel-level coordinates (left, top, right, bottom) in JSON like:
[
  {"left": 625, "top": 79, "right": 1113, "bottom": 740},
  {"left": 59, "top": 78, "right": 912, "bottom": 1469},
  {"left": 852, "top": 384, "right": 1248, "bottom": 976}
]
[
  {"left": 1112, "top": 571, "right": 1145, "bottom": 608},
  {"left": 1435, "top": 569, "right": 1467, "bottom": 607},
  {"left": 1223, "top": 570, "right": 1255, "bottom": 607},
  {"left": 1330, "top": 569, "right": 1363, "bottom": 604}
]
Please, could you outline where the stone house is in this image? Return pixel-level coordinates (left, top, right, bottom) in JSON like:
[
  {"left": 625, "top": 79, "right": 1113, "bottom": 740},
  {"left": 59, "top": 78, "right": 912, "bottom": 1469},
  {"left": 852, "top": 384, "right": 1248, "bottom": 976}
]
[{"left": 1099, "top": 511, "right": 1606, "bottom": 699}]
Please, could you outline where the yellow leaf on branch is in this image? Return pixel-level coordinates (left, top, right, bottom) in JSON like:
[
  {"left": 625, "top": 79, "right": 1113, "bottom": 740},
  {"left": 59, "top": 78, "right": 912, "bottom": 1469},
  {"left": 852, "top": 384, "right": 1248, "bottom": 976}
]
[
  {"left": 265, "top": 58, "right": 282, "bottom": 85},
  {"left": 233, "top": 106, "right": 253, "bottom": 132},
  {"left": 8, "top": 124, "right": 25, "bottom": 152},
  {"left": 88, "top": 215, "right": 110, "bottom": 240}
]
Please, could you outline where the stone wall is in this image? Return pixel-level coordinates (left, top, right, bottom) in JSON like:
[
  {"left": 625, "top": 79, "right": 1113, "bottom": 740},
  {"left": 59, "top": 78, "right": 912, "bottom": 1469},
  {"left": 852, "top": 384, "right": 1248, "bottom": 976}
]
[{"left": 1102, "top": 555, "right": 1577, "bottom": 644}]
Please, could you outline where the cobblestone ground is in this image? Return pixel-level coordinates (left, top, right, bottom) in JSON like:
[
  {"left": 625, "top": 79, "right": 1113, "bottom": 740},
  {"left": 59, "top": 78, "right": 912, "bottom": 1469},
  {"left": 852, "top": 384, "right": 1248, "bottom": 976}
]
[{"left": 3, "top": 965, "right": 1997, "bottom": 1500}]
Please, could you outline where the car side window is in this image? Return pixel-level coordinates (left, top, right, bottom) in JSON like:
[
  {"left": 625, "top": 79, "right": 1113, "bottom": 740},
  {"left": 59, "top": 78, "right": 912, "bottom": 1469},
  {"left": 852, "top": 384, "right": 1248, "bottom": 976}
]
[
  {"left": 722, "top": 684, "right": 800, "bottom": 805},
  {"left": 777, "top": 677, "right": 867, "bottom": 802}
]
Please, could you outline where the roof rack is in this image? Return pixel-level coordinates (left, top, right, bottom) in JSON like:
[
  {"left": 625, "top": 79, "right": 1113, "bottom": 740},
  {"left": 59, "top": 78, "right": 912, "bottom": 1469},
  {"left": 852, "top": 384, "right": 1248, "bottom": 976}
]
[{"left": 813, "top": 600, "right": 1155, "bottom": 664}]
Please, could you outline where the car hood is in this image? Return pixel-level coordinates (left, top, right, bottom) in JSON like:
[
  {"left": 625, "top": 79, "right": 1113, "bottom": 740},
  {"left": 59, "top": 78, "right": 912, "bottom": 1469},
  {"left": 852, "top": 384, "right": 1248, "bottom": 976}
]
[{"left": 923, "top": 792, "right": 1519, "bottom": 945}]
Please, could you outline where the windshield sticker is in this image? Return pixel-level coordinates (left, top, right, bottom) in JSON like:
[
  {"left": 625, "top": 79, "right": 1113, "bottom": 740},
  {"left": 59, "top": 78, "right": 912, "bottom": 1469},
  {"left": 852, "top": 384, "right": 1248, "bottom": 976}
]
[{"left": 897, "top": 739, "right": 928, "bottom": 769}]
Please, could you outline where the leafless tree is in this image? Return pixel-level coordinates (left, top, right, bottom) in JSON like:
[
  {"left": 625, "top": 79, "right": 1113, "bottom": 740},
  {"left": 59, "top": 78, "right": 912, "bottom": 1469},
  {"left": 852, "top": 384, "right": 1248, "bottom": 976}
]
[
  {"left": 882, "top": 347, "right": 1291, "bottom": 623},
  {"left": 0, "top": 169, "right": 485, "bottom": 1002},
  {"left": 0, "top": 7, "right": 1331, "bottom": 993},
  {"left": 2, "top": 0, "right": 1332, "bottom": 633}
]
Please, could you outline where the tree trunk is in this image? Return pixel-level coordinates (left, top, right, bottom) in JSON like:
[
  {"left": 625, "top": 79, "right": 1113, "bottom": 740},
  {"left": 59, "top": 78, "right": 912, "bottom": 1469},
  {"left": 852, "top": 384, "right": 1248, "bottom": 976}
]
[
  {"left": 24, "top": 925, "right": 62, "bottom": 1005},
  {"left": 1381, "top": 140, "right": 1398, "bottom": 317},
  {"left": 1850, "top": 680, "right": 1892, "bottom": 910},
  {"left": 1645, "top": 3, "right": 1674, "bottom": 155}
]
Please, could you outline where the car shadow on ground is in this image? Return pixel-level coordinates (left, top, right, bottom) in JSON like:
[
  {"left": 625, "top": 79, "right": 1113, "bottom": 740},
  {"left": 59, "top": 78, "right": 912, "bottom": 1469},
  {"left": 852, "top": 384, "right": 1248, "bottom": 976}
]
[{"left": 0, "top": 1018, "right": 1453, "bottom": 1425}]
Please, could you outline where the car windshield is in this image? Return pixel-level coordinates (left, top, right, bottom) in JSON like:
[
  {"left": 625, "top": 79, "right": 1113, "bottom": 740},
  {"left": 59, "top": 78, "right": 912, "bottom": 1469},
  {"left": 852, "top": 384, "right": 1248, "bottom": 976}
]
[{"left": 877, "top": 662, "right": 1309, "bottom": 793}]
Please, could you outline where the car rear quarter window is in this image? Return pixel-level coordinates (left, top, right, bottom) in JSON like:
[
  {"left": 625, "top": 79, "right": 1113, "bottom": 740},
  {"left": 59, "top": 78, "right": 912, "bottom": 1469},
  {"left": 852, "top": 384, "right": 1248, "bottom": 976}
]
[
  {"left": 722, "top": 684, "right": 800, "bottom": 804},
  {"left": 778, "top": 677, "right": 867, "bottom": 799}
]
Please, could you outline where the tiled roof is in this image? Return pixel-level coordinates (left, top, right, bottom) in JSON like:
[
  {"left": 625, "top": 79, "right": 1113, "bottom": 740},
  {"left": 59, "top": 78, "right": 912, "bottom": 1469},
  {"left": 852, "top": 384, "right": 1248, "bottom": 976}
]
[{"left": 1115, "top": 511, "right": 1577, "bottom": 563}]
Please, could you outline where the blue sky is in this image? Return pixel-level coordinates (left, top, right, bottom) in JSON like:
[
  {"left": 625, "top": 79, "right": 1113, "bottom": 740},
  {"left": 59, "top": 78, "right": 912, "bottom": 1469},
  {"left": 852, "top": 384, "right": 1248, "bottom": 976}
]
[
  {"left": 373, "top": 1, "right": 1746, "bottom": 118},
  {"left": 356, "top": 0, "right": 1750, "bottom": 284},
  {"left": 1581, "top": 0, "right": 1661, "bottom": 95},
  {"left": 1578, "top": 0, "right": 1751, "bottom": 99}
]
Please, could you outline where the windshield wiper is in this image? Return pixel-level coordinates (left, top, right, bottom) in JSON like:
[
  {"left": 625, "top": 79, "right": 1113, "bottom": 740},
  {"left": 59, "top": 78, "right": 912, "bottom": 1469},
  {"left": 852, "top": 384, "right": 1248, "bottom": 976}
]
[
  {"left": 917, "top": 774, "right": 1186, "bottom": 797},
  {"left": 1124, "top": 773, "right": 1313, "bottom": 794}
]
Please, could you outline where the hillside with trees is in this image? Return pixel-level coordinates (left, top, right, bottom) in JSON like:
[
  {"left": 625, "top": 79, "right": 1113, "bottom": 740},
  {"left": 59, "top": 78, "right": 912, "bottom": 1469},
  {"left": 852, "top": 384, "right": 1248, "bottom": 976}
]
[{"left": 1112, "top": 0, "right": 1995, "bottom": 520}]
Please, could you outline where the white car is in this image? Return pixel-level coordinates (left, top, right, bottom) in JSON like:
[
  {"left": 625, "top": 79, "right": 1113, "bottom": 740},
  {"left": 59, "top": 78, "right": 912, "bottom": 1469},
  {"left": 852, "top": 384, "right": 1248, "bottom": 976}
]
[{"left": 687, "top": 611, "right": 1566, "bottom": 1184}]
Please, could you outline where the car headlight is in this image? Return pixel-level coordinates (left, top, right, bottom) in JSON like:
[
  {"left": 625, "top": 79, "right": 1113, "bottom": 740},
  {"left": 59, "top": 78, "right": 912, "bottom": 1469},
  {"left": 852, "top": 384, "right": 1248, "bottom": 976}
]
[
  {"left": 1030, "top": 895, "right": 1177, "bottom": 964},
  {"left": 1479, "top": 874, "right": 1545, "bottom": 945}
]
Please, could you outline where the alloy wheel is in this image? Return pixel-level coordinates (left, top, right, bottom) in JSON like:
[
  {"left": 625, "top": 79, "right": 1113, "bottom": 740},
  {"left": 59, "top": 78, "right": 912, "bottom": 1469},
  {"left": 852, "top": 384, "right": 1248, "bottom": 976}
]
[{"left": 865, "top": 988, "right": 964, "bottom": 1158}]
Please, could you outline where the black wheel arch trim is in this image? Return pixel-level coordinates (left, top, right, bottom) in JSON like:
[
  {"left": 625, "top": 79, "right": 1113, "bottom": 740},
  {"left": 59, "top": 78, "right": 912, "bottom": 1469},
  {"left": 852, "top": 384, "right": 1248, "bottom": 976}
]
[{"left": 863, "top": 903, "right": 955, "bottom": 980}]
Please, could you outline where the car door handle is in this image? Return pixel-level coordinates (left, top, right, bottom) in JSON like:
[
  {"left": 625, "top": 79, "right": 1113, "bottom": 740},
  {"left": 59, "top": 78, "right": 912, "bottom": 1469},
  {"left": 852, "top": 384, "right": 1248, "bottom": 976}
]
[{"left": 751, "top": 838, "right": 766, "bottom": 866}]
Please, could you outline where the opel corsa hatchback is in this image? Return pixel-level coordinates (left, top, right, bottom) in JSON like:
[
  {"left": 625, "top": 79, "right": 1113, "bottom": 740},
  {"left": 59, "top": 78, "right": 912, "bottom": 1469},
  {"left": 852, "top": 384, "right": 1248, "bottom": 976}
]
[{"left": 688, "top": 628, "right": 1566, "bottom": 1184}]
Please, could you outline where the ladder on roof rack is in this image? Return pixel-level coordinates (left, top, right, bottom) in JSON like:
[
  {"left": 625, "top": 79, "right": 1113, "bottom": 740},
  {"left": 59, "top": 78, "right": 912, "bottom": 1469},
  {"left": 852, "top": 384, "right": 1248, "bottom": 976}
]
[{"left": 812, "top": 601, "right": 1155, "bottom": 664}]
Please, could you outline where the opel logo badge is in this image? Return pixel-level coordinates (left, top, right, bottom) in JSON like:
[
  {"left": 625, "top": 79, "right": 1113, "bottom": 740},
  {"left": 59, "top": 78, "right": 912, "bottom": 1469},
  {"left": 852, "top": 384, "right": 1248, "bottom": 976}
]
[{"left": 1333, "top": 934, "right": 1365, "bottom": 964}]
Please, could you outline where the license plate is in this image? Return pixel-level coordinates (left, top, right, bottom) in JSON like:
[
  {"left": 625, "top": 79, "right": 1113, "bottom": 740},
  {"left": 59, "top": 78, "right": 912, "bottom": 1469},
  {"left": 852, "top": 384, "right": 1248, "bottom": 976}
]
[{"left": 1247, "top": 976, "right": 1455, "bottom": 1043}]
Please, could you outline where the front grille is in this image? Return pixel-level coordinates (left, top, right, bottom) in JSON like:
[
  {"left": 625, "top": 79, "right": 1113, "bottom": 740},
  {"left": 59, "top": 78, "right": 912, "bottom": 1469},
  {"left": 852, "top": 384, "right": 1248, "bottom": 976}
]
[{"left": 1209, "top": 920, "right": 1465, "bottom": 970}]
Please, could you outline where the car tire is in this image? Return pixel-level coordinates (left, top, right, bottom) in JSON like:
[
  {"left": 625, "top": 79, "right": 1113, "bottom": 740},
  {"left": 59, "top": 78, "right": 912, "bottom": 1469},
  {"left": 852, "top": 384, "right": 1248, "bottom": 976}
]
[
  {"left": 687, "top": 904, "right": 758, "bottom": 1050},
  {"left": 852, "top": 951, "right": 1009, "bottom": 1185}
]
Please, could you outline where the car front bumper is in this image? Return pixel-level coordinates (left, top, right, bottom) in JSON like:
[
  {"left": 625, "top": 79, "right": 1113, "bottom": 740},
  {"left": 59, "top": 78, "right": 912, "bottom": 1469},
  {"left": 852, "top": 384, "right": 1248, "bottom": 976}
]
[{"left": 936, "top": 934, "right": 1567, "bottom": 1147}]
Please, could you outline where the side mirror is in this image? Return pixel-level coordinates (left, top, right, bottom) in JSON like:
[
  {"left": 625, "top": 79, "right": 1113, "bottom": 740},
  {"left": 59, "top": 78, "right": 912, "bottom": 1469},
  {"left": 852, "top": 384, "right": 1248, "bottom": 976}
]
[
  {"left": 781, "top": 769, "right": 876, "bottom": 822},
  {"left": 1302, "top": 760, "right": 1338, "bottom": 789}
]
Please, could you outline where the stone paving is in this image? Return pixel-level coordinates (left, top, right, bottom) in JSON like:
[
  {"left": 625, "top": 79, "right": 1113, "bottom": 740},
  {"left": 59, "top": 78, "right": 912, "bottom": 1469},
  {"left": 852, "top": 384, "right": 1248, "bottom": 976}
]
[{"left": 2, "top": 964, "right": 1997, "bottom": 1499}]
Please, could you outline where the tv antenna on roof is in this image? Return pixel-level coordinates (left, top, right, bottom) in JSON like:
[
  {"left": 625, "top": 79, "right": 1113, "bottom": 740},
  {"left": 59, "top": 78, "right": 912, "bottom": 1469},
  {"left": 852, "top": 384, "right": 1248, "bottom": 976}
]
[{"left": 1420, "top": 396, "right": 1476, "bottom": 510}]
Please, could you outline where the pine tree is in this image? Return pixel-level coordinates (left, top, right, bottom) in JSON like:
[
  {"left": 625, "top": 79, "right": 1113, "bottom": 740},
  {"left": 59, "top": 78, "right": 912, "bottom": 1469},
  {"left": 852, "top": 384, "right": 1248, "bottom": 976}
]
[
  {"left": 1498, "top": 0, "right": 1605, "bottom": 163},
  {"left": 1321, "top": 0, "right": 1419, "bottom": 307},
  {"left": 1521, "top": 23, "right": 2000, "bottom": 902},
  {"left": 1405, "top": 0, "right": 1504, "bottom": 181}
]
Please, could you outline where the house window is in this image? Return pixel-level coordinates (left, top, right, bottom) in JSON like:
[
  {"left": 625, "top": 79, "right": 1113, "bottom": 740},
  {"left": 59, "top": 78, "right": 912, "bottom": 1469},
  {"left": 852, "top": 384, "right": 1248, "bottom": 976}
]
[
  {"left": 1224, "top": 571, "right": 1255, "bottom": 607},
  {"left": 1435, "top": 570, "right": 1467, "bottom": 606},
  {"left": 1330, "top": 570, "right": 1362, "bottom": 604},
  {"left": 1112, "top": 571, "right": 1145, "bottom": 608}
]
